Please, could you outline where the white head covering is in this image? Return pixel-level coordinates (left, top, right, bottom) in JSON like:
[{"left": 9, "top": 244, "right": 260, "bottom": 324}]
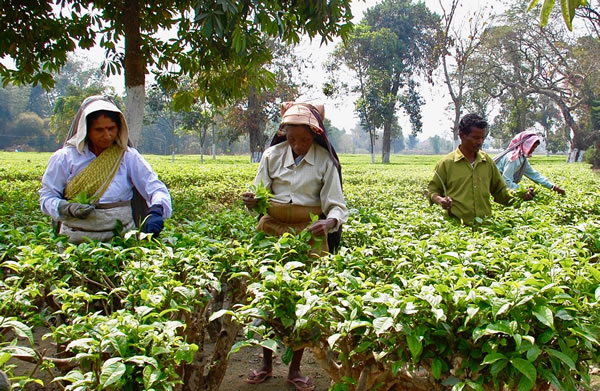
[{"left": 65, "top": 96, "right": 129, "bottom": 153}]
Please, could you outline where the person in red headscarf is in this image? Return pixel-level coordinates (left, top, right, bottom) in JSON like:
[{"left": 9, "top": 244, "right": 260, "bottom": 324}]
[
  {"left": 495, "top": 130, "right": 565, "bottom": 195},
  {"left": 241, "top": 102, "right": 348, "bottom": 391}
]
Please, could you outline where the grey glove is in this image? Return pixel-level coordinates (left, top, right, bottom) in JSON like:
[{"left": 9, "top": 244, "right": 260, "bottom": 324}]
[{"left": 58, "top": 200, "right": 95, "bottom": 219}]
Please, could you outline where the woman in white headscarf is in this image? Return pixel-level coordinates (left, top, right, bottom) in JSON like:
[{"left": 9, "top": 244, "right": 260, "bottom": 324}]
[
  {"left": 241, "top": 102, "right": 348, "bottom": 391},
  {"left": 495, "top": 130, "right": 565, "bottom": 195},
  {"left": 39, "top": 95, "right": 172, "bottom": 243}
]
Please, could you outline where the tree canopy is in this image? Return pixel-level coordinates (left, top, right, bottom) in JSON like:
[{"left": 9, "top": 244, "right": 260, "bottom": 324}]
[
  {"left": 328, "top": 0, "right": 439, "bottom": 163},
  {"left": 0, "top": 0, "right": 354, "bottom": 145}
]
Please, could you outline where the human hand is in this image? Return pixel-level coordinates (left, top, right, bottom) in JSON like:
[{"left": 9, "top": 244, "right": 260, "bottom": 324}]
[
  {"left": 433, "top": 195, "right": 452, "bottom": 210},
  {"left": 142, "top": 205, "right": 164, "bottom": 235},
  {"left": 552, "top": 185, "right": 566, "bottom": 196},
  {"left": 523, "top": 187, "right": 535, "bottom": 201},
  {"left": 308, "top": 218, "right": 337, "bottom": 236},
  {"left": 58, "top": 200, "right": 95, "bottom": 219},
  {"left": 241, "top": 192, "right": 257, "bottom": 210}
]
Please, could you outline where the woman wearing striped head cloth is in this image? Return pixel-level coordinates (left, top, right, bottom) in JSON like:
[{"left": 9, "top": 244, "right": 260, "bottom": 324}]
[
  {"left": 39, "top": 96, "right": 172, "bottom": 243},
  {"left": 495, "top": 130, "right": 565, "bottom": 195},
  {"left": 241, "top": 102, "right": 348, "bottom": 391}
]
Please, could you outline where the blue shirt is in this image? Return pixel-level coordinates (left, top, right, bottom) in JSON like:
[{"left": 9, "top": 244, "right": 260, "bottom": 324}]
[{"left": 495, "top": 154, "right": 554, "bottom": 190}]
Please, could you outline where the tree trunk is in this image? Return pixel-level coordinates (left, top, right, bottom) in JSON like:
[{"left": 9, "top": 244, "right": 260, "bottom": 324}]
[
  {"left": 122, "top": 0, "right": 145, "bottom": 147},
  {"left": 370, "top": 132, "right": 376, "bottom": 164},
  {"left": 555, "top": 101, "right": 584, "bottom": 162},
  {"left": 452, "top": 113, "right": 460, "bottom": 149},
  {"left": 212, "top": 123, "right": 216, "bottom": 160},
  {"left": 248, "top": 86, "right": 265, "bottom": 163},
  {"left": 382, "top": 119, "right": 392, "bottom": 164}
]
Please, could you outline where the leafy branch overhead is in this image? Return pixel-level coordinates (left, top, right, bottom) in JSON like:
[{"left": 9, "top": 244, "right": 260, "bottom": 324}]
[
  {"left": 0, "top": 0, "right": 354, "bottom": 109},
  {"left": 527, "top": 0, "right": 588, "bottom": 30}
]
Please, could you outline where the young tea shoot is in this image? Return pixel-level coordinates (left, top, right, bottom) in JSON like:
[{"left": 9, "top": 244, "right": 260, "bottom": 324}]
[{"left": 249, "top": 181, "right": 273, "bottom": 215}]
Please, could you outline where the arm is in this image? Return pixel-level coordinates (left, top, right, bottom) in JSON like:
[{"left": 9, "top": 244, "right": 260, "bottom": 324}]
[
  {"left": 499, "top": 157, "right": 521, "bottom": 190},
  {"left": 490, "top": 161, "right": 513, "bottom": 206},
  {"left": 315, "top": 161, "right": 348, "bottom": 234},
  {"left": 127, "top": 149, "right": 172, "bottom": 218},
  {"left": 522, "top": 158, "right": 554, "bottom": 189},
  {"left": 427, "top": 161, "right": 452, "bottom": 209},
  {"left": 253, "top": 152, "right": 272, "bottom": 190},
  {"left": 39, "top": 151, "right": 69, "bottom": 220}
]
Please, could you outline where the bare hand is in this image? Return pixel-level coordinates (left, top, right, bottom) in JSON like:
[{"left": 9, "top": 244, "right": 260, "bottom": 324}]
[
  {"left": 553, "top": 185, "right": 566, "bottom": 196},
  {"left": 241, "top": 192, "right": 257, "bottom": 210},
  {"left": 523, "top": 188, "right": 535, "bottom": 201},
  {"left": 308, "top": 218, "right": 337, "bottom": 236},
  {"left": 433, "top": 194, "right": 452, "bottom": 210}
]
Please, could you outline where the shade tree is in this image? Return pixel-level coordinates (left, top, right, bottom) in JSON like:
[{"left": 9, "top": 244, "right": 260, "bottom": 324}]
[
  {"left": 467, "top": 3, "right": 600, "bottom": 160},
  {"left": 0, "top": 0, "right": 353, "bottom": 149},
  {"left": 327, "top": 0, "right": 439, "bottom": 164}
]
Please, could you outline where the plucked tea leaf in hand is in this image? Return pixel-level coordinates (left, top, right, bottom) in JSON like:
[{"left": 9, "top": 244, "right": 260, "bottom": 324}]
[
  {"left": 71, "top": 192, "right": 91, "bottom": 204},
  {"left": 249, "top": 181, "right": 273, "bottom": 215}
]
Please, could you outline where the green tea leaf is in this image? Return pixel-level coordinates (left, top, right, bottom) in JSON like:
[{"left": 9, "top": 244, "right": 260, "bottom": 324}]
[
  {"left": 249, "top": 181, "right": 273, "bottom": 215},
  {"left": 510, "top": 358, "right": 537, "bottom": 383},
  {"left": 532, "top": 305, "right": 554, "bottom": 329},
  {"left": 373, "top": 317, "right": 393, "bottom": 335},
  {"left": 100, "top": 358, "right": 126, "bottom": 387},
  {"left": 406, "top": 335, "right": 422, "bottom": 360},
  {"left": 482, "top": 352, "right": 506, "bottom": 365},
  {"left": 546, "top": 348, "right": 576, "bottom": 370},
  {"left": 432, "top": 358, "right": 443, "bottom": 379}
]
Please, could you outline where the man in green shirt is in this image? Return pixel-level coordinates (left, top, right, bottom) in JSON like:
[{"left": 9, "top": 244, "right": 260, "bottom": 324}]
[{"left": 428, "top": 114, "right": 534, "bottom": 224}]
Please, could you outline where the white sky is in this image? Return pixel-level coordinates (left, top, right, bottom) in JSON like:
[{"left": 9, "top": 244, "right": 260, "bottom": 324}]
[
  {"left": 86, "top": 0, "right": 505, "bottom": 140},
  {"left": 301, "top": 0, "right": 504, "bottom": 140}
]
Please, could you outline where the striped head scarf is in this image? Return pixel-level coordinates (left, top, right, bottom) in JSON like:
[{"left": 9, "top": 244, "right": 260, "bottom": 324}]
[
  {"left": 270, "top": 101, "right": 341, "bottom": 180},
  {"left": 508, "top": 130, "right": 540, "bottom": 161},
  {"left": 279, "top": 101, "right": 325, "bottom": 135}
]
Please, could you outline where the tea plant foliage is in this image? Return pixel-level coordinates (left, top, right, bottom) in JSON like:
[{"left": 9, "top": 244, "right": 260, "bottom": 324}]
[{"left": 0, "top": 152, "right": 599, "bottom": 390}]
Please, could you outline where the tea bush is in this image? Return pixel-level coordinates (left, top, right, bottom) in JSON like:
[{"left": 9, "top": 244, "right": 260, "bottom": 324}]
[{"left": 0, "top": 152, "right": 598, "bottom": 391}]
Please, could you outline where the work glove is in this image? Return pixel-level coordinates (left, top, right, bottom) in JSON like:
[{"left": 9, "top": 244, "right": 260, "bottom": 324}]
[
  {"left": 142, "top": 205, "right": 164, "bottom": 236},
  {"left": 58, "top": 200, "right": 95, "bottom": 219}
]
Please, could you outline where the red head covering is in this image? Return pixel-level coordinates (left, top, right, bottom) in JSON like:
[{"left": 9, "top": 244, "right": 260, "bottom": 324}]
[{"left": 508, "top": 130, "right": 540, "bottom": 161}]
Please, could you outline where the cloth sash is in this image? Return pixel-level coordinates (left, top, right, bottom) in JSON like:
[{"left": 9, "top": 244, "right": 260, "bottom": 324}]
[
  {"left": 63, "top": 144, "right": 125, "bottom": 202},
  {"left": 512, "top": 158, "right": 527, "bottom": 184},
  {"left": 59, "top": 204, "right": 134, "bottom": 244},
  {"left": 257, "top": 202, "right": 328, "bottom": 253}
]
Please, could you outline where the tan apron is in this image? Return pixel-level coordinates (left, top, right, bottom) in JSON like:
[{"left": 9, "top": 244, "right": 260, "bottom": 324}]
[{"left": 257, "top": 201, "right": 328, "bottom": 253}]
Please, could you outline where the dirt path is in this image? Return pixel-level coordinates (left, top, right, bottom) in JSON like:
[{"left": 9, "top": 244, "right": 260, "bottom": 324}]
[{"left": 222, "top": 347, "right": 330, "bottom": 391}]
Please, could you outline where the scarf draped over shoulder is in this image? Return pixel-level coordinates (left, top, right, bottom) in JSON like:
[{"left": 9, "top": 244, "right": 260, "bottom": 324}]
[{"left": 62, "top": 96, "right": 129, "bottom": 202}]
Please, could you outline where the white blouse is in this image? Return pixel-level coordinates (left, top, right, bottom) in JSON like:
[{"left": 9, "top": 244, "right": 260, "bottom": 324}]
[
  {"left": 255, "top": 141, "right": 348, "bottom": 232},
  {"left": 39, "top": 144, "right": 172, "bottom": 221}
]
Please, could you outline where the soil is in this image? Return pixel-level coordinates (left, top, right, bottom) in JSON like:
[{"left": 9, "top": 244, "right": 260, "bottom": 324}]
[{"left": 221, "top": 344, "right": 330, "bottom": 391}]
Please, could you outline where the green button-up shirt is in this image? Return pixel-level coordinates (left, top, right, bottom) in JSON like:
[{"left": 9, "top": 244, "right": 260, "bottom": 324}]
[{"left": 428, "top": 148, "right": 512, "bottom": 224}]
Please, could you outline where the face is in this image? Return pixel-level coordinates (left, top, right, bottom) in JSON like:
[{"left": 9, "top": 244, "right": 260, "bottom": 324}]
[
  {"left": 286, "top": 125, "right": 314, "bottom": 157},
  {"left": 528, "top": 140, "right": 540, "bottom": 155},
  {"left": 459, "top": 126, "right": 487, "bottom": 156},
  {"left": 88, "top": 115, "right": 118, "bottom": 155}
]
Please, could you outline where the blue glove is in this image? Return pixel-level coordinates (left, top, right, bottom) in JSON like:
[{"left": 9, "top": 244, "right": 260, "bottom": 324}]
[{"left": 142, "top": 205, "right": 164, "bottom": 236}]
